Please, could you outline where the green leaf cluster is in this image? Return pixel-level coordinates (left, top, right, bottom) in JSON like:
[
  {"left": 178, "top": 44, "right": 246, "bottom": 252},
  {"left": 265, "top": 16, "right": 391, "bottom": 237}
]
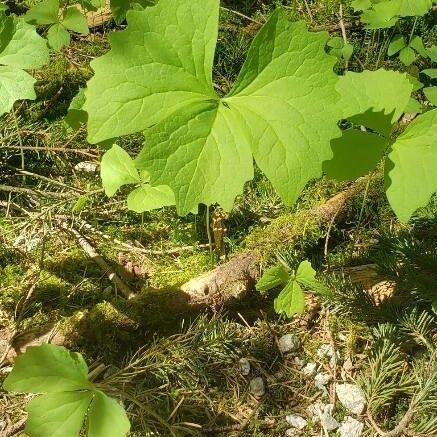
[
  {"left": 0, "top": 12, "right": 49, "bottom": 116},
  {"left": 3, "top": 343, "right": 130, "bottom": 437},
  {"left": 327, "top": 36, "right": 354, "bottom": 62},
  {"left": 101, "top": 144, "right": 175, "bottom": 212},
  {"left": 84, "top": 0, "right": 341, "bottom": 216},
  {"left": 256, "top": 260, "right": 326, "bottom": 318},
  {"left": 353, "top": 0, "right": 436, "bottom": 29},
  {"left": 25, "top": 0, "right": 89, "bottom": 51},
  {"left": 81, "top": 0, "right": 437, "bottom": 222},
  {"left": 388, "top": 34, "right": 430, "bottom": 66}
]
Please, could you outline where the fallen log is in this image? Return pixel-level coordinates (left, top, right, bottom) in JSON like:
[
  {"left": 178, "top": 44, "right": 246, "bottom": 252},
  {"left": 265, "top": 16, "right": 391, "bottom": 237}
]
[{"left": 1, "top": 178, "right": 378, "bottom": 360}]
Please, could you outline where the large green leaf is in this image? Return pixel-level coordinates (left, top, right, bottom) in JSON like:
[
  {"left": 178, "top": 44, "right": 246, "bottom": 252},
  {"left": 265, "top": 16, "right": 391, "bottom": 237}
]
[
  {"left": 0, "top": 66, "right": 36, "bottom": 115},
  {"left": 85, "top": 0, "right": 219, "bottom": 142},
  {"left": 224, "top": 18, "right": 340, "bottom": 208},
  {"left": 256, "top": 264, "right": 290, "bottom": 294},
  {"left": 3, "top": 343, "right": 92, "bottom": 393},
  {"left": 0, "top": 18, "right": 49, "bottom": 69},
  {"left": 86, "top": 1, "right": 340, "bottom": 215},
  {"left": 136, "top": 99, "right": 254, "bottom": 214},
  {"left": 62, "top": 7, "right": 89, "bottom": 34},
  {"left": 324, "top": 70, "right": 412, "bottom": 181},
  {"left": 324, "top": 129, "right": 387, "bottom": 181},
  {"left": 110, "top": 0, "right": 155, "bottom": 24},
  {"left": 0, "top": 16, "right": 49, "bottom": 115},
  {"left": 26, "top": 391, "right": 93, "bottom": 437},
  {"left": 336, "top": 70, "right": 412, "bottom": 126},
  {"left": 386, "top": 109, "right": 437, "bottom": 222},
  {"left": 88, "top": 391, "right": 130, "bottom": 437},
  {"left": 25, "top": 0, "right": 60, "bottom": 25}
]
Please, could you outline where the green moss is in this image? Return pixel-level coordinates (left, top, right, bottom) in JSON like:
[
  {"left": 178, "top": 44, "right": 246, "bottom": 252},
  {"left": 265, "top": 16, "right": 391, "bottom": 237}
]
[{"left": 150, "top": 252, "right": 212, "bottom": 288}]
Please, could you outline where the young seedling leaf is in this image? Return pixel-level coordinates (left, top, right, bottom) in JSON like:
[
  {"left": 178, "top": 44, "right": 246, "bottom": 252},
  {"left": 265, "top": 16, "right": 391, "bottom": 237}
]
[
  {"left": 295, "top": 260, "right": 327, "bottom": 295},
  {"left": 409, "top": 36, "right": 427, "bottom": 58},
  {"left": 424, "top": 87, "right": 437, "bottom": 105},
  {"left": 422, "top": 69, "right": 437, "bottom": 80},
  {"left": 85, "top": 0, "right": 341, "bottom": 215},
  {"left": 327, "top": 36, "right": 344, "bottom": 49},
  {"left": 26, "top": 391, "right": 94, "bottom": 437},
  {"left": 127, "top": 184, "right": 175, "bottom": 212},
  {"left": 407, "top": 74, "right": 424, "bottom": 92},
  {"left": 0, "top": 13, "right": 15, "bottom": 52},
  {"left": 3, "top": 343, "right": 92, "bottom": 393},
  {"left": 25, "top": 0, "right": 59, "bottom": 25},
  {"left": 428, "top": 46, "right": 437, "bottom": 63},
  {"left": 101, "top": 144, "right": 141, "bottom": 197},
  {"left": 386, "top": 109, "right": 437, "bottom": 222},
  {"left": 62, "top": 7, "right": 89, "bottom": 34},
  {"left": 387, "top": 34, "right": 406, "bottom": 56},
  {"left": 399, "top": 46, "right": 416, "bottom": 66},
  {"left": 342, "top": 43, "right": 354, "bottom": 61},
  {"left": 88, "top": 391, "right": 131, "bottom": 437},
  {"left": 47, "top": 23, "right": 70, "bottom": 51},
  {"left": 274, "top": 280, "right": 305, "bottom": 317},
  {"left": 256, "top": 264, "right": 290, "bottom": 294}
]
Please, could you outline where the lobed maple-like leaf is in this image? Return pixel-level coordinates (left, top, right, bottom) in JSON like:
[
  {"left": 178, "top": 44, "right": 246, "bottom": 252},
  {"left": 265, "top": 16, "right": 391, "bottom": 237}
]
[{"left": 85, "top": 0, "right": 341, "bottom": 215}]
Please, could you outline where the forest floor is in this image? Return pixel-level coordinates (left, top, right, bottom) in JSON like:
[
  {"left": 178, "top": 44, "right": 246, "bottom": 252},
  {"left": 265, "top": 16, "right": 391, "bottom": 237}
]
[{"left": 1, "top": 1, "right": 437, "bottom": 436}]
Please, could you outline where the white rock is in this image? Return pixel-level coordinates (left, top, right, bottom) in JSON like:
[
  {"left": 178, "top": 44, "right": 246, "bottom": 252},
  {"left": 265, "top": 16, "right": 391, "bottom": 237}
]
[
  {"left": 249, "top": 377, "right": 265, "bottom": 398},
  {"left": 317, "top": 343, "right": 340, "bottom": 367},
  {"left": 308, "top": 402, "right": 339, "bottom": 431},
  {"left": 239, "top": 358, "right": 251, "bottom": 376},
  {"left": 317, "top": 344, "right": 335, "bottom": 359},
  {"left": 338, "top": 416, "right": 364, "bottom": 437},
  {"left": 278, "top": 334, "right": 301, "bottom": 353},
  {"left": 285, "top": 414, "right": 307, "bottom": 430},
  {"left": 336, "top": 383, "right": 366, "bottom": 415},
  {"left": 315, "top": 372, "right": 332, "bottom": 395},
  {"left": 294, "top": 357, "right": 305, "bottom": 369},
  {"left": 284, "top": 428, "right": 301, "bottom": 436},
  {"left": 74, "top": 161, "right": 98, "bottom": 172},
  {"left": 302, "top": 362, "right": 318, "bottom": 376}
]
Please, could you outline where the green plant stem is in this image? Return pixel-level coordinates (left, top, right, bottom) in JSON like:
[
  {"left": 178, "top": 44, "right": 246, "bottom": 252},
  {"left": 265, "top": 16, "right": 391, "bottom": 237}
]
[
  {"left": 206, "top": 205, "right": 214, "bottom": 266},
  {"left": 409, "top": 17, "right": 418, "bottom": 43}
]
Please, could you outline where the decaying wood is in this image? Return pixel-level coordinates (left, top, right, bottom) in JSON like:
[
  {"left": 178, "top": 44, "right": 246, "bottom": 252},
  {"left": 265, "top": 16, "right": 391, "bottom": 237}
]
[
  {"left": 342, "top": 264, "right": 396, "bottom": 306},
  {"left": 181, "top": 180, "right": 366, "bottom": 304}
]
